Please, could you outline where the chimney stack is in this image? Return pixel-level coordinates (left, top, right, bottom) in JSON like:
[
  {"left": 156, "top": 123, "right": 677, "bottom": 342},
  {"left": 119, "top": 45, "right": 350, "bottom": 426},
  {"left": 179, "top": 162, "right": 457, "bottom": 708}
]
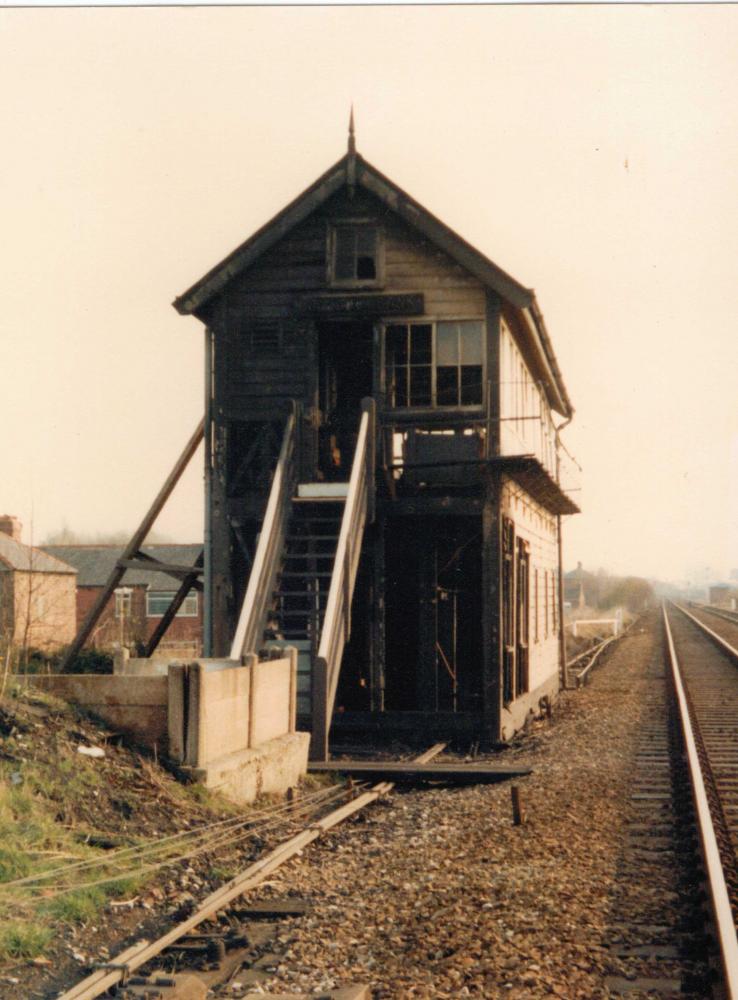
[{"left": 0, "top": 515, "right": 22, "bottom": 543}]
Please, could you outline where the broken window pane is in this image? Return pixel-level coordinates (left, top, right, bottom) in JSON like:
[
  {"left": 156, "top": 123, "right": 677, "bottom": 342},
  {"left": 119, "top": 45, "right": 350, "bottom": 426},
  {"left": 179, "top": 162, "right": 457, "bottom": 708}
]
[
  {"left": 437, "top": 366, "right": 459, "bottom": 405},
  {"left": 410, "top": 325, "right": 432, "bottom": 364},
  {"left": 409, "top": 366, "right": 432, "bottom": 406},
  {"left": 393, "top": 366, "right": 408, "bottom": 407},
  {"left": 386, "top": 324, "right": 408, "bottom": 365},
  {"left": 460, "top": 366, "right": 483, "bottom": 405},
  {"left": 332, "top": 225, "right": 379, "bottom": 283}
]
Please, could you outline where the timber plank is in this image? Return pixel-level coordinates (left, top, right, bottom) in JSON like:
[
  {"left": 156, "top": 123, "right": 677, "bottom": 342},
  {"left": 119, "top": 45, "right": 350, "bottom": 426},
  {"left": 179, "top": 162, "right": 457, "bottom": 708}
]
[{"left": 307, "top": 760, "right": 531, "bottom": 782}]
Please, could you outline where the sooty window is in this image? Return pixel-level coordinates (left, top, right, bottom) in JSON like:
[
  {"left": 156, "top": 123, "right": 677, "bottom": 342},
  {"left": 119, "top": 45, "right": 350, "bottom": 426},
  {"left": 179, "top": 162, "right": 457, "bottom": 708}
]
[
  {"left": 385, "top": 320, "right": 484, "bottom": 408},
  {"left": 329, "top": 224, "right": 382, "bottom": 285}
]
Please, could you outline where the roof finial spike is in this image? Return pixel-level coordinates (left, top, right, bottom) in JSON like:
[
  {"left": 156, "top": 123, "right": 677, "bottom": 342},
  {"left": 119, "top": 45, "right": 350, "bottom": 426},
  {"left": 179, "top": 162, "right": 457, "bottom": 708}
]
[{"left": 348, "top": 104, "right": 356, "bottom": 156}]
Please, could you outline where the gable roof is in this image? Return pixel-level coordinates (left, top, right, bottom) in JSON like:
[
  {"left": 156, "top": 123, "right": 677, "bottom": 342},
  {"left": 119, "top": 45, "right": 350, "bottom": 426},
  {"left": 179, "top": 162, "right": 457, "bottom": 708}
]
[
  {"left": 41, "top": 544, "right": 202, "bottom": 591},
  {"left": 0, "top": 533, "right": 76, "bottom": 574},
  {"left": 173, "top": 149, "right": 573, "bottom": 418}
]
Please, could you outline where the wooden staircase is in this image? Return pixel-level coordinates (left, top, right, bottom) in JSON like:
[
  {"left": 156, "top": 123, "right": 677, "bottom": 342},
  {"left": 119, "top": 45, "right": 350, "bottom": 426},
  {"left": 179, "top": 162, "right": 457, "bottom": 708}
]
[
  {"left": 269, "top": 490, "right": 346, "bottom": 718},
  {"left": 230, "top": 400, "right": 375, "bottom": 760}
]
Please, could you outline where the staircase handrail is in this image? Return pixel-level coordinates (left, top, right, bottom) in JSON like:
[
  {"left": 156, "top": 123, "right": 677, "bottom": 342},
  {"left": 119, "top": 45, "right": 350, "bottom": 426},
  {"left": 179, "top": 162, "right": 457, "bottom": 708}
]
[
  {"left": 312, "top": 398, "right": 375, "bottom": 758},
  {"left": 230, "top": 404, "right": 298, "bottom": 660}
]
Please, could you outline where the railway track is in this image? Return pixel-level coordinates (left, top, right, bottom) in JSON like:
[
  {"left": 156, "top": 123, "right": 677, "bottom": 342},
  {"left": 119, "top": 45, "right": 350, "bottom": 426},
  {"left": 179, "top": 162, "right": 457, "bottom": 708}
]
[
  {"left": 45, "top": 605, "right": 738, "bottom": 999},
  {"left": 600, "top": 602, "right": 738, "bottom": 999}
]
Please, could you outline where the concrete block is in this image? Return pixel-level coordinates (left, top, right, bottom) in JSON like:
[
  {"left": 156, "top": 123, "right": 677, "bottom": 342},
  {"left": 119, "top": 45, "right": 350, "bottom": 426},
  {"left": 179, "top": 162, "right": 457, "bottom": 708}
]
[
  {"left": 167, "top": 663, "right": 187, "bottom": 763},
  {"left": 194, "top": 732, "right": 310, "bottom": 804},
  {"left": 13, "top": 674, "right": 168, "bottom": 747},
  {"left": 251, "top": 658, "right": 291, "bottom": 747}
]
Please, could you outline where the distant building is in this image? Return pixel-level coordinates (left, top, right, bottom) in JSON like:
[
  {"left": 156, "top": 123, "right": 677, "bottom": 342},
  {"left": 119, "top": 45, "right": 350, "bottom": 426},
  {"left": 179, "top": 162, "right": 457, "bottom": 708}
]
[
  {"left": 42, "top": 544, "right": 203, "bottom": 656},
  {"left": 563, "top": 562, "right": 602, "bottom": 610},
  {"left": 0, "top": 516, "right": 77, "bottom": 653},
  {"left": 708, "top": 584, "right": 738, "bottom": 609}
]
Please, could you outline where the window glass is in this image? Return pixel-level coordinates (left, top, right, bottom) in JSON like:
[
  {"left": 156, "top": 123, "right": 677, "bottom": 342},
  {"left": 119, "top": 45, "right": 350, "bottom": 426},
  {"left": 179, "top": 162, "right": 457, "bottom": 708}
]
[
  {"left": 460, "top": 366, "right": 483, "bottom": 405},
  {"left": 437, "top": 367, "right": 458, "bottom": 406},
  {"left": 409, "top": 367, "right": 432, "bottom": 407},
  {"left": 393, "top": 367, "right": 408, "bottom": 407},
  {"left": 332, "top": 225, "right": 379, "bottom": 283},
  {"left": 460, "top": 321, "right": 483, "bottom": 364},
  {"left": 410, "top": 325, "right": 432, "bottom": 364},
  {"left": 385, "top": 319, "right": 484, "bottom": 408},
  {"left": 146, "top": 591, "right": 198, "bottom": 618},
  {"left": 437, "top": 322, "right": 459, "bottom": 366}
]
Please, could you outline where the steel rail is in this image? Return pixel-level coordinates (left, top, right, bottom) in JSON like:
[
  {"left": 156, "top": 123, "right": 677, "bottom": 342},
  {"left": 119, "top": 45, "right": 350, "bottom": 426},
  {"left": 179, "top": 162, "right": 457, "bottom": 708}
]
[
  {"left": 58, "top": 742, "right": 445, "bottom": 1000},
  {"left": 674, "top": 602, "right": 738, "bottom": 665},
  {"left": 692, "top": 603, "right": 738, "bottom": 628},
  {"left": 573, "top": 635, "right": 617, "bottom": 688},
  {"left": 662, "top": 603, "right": 738, "bottom": 999}
]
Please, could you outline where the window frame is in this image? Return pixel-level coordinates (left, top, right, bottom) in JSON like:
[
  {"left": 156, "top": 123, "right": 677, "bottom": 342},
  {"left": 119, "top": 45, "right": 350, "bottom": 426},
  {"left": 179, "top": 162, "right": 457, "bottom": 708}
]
[
  {"left": 114, "top": 587, "right": 132, "bottom": 621},
  {"left": 145, "top": 590, "right": 199, "bottom": 619},
  {"left": 327, "top": 220, "right": 384, "bottom": 289},
  {"left": 382, "top": 316, "right": 486, "bottom": 413}
]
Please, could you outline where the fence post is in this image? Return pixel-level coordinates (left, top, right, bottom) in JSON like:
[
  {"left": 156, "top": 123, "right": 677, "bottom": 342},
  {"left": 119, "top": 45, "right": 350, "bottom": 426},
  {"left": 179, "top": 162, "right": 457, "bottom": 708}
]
[
  {"left": 185, "top": 661, "right": 203, "bottom": 768},
  {"left": 248, "top": 656, "right": 259, "bottom": 749},
  {"left": 167, "top": 663, "right": 187, "bottom": 764},
  {"left": 286, "top": 645, "right": 297, "bottom": 734},
  {"left": 310, "top": 655, "right": 329, "bottom": 761}
]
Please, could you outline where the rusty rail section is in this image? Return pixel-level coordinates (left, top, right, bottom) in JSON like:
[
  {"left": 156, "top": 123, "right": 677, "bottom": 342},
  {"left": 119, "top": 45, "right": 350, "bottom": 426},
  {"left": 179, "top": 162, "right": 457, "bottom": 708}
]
[
  {"left": 59, "top": 741, "right": 444, "bottom": 1000},
  {"left": 663, "top": 602, "right": 738, "bottom": 999}
]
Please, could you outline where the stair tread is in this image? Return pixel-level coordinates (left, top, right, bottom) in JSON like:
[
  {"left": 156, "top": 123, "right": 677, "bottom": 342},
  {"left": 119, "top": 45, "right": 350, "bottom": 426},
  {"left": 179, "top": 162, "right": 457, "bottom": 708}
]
[
  {"left": 281, "top": 571, "right": 333, "bottom": 577},
  {"left": 287, "top": 534, "right": 339, "bottom": 541},
  {"left": 275, "top": 590, "right": 328, "bottom": 597},
  {"left": 275, "top": 610, "right": 326, "bottom": 618}
]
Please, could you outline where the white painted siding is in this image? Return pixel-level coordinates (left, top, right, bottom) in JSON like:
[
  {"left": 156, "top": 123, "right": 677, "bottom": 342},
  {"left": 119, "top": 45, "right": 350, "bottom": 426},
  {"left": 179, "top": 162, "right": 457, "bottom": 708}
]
[
  {"left": 499, "top": 317, "right": 557, "bottom": 477},
  {"left": 501, "top": 477, "right": 560, "bottom": 694}
]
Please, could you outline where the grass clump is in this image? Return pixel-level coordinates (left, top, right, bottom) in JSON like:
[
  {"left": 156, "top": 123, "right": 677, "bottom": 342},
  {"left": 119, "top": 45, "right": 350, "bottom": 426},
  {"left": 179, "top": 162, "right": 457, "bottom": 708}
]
[
  {"left": 42, "top": 886, "right": 106, "bottom": 925},
  {"left": 0, "top": 921, "right": 53, "bottom": 960}
]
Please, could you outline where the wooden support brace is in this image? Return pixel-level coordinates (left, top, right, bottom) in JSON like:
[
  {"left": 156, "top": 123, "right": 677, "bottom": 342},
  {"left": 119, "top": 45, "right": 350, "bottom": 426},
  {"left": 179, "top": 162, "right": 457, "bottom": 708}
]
[
  {"left": 145, "top": 552, "right": 204, "bottom": 657},
  {"left": 59, "top": 418, "right": 204, "bottom": 672}
]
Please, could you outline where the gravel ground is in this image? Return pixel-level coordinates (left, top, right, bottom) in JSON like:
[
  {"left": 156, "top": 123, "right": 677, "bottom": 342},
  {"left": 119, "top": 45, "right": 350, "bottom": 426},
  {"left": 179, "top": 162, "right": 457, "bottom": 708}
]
[{"left": 229, "top": 611, "right": 664, "bottom": 999}]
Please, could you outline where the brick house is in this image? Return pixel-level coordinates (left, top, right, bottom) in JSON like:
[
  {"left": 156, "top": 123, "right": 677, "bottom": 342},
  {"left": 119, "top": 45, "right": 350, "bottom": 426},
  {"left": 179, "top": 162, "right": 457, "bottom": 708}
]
[
  {"left": 0, "top": 516, "right": 77, "bottom": 654},
  {"left": 42, "top": 544, "right": 204, "bottom": 657}
]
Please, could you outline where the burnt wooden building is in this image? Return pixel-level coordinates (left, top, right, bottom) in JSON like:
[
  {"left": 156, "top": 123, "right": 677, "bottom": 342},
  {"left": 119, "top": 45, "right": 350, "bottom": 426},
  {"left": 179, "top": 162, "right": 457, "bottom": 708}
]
[{"left": 174, "top": 126, "right": 579, "bottom": 757}]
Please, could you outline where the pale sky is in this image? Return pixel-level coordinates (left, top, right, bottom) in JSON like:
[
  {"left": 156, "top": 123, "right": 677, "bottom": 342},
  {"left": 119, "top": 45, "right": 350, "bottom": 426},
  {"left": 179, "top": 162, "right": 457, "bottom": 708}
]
[{"left": 2, "top": 5, "right": 737, "bottom": 583}]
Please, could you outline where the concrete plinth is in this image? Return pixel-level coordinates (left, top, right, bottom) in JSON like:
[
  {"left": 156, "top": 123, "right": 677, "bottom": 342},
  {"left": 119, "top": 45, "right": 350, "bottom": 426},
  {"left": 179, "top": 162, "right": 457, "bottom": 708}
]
[{"left": 187, "top": 732, "right": 310, "bottom": 804}]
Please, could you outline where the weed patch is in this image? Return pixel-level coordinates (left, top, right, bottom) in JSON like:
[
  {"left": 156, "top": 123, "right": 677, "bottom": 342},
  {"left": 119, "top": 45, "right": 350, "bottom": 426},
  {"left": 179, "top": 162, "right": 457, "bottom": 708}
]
[{"left": 0, "top": 922, "right": 52, "bottom": 960}]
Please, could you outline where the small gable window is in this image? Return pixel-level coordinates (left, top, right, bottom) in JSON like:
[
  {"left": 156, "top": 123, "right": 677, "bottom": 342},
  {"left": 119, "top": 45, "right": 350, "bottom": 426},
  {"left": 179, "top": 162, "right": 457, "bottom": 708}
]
[{"left": 329, "top": 224, "right": 382, "bottom": 286}]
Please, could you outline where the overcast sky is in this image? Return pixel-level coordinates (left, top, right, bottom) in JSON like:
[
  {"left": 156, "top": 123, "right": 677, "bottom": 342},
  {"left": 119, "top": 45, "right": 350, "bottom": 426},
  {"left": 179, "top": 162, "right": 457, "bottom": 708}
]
[{"left": 2, "top": 5, "right": 737, "bottom": 583}]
